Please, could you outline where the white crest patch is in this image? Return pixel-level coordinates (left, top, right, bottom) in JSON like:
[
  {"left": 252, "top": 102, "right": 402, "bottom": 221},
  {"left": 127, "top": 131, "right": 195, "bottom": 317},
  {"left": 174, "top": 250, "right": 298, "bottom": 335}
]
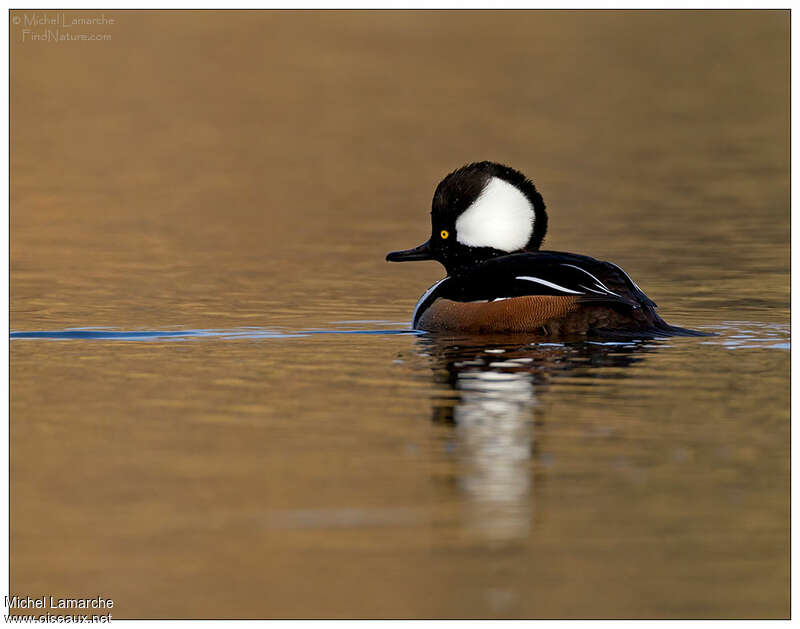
[{"left": 455, "top": 177, "right": 534, "bottom": 252}]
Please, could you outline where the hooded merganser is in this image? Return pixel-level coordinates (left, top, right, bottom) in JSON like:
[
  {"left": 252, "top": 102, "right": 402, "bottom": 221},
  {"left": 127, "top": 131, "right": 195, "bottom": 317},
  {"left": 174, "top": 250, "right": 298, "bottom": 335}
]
[{"left": 386, "top": 161, "right": 702, "bottom": 337}]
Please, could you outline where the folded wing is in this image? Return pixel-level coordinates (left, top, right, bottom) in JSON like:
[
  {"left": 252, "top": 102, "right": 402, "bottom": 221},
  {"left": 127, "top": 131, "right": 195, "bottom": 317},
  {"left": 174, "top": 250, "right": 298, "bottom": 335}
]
[{"left": 441, "top": 251, "right": 658, "bottom": 310}]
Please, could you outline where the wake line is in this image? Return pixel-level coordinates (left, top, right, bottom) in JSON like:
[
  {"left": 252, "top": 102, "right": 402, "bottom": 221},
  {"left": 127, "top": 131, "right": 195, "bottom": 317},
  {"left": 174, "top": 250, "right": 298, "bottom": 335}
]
[{"left": 10, "top": 327, "right": 421, "bottom": 341}]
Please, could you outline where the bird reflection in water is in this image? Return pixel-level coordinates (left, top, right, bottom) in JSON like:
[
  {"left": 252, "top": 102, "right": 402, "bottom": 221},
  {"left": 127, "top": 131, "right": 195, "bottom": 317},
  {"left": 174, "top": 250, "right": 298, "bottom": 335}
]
[{"left": 415, "top": 334, "right": 659, "bottom": 543}]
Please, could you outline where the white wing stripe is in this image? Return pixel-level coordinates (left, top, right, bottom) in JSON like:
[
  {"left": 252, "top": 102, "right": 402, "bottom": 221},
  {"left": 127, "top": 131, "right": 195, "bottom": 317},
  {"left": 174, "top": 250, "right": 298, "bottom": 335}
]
[
  {"left": 561, "top": 263, "right": 623, "bottom": 297},
  {"left": 561, "top": 263, "right": 614, "bottom": 291},
  {"left": 606, "top": 261, "right": 645, "bottom": 293},
  {"left": 516, "top": 276, "right": 584, "bottom": 295}
]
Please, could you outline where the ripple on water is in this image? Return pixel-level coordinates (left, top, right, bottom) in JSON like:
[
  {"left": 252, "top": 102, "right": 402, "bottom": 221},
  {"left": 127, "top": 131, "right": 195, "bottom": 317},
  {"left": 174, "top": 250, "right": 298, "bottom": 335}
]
[
  {"left": 9, "top": 320, "right": 788, "bottom": 352},
  {"left": 9, "top": 325, "right": 419, "bottom": 341},
  {"left": 699, "top": 321, "right": 790, "bottom": 350}
]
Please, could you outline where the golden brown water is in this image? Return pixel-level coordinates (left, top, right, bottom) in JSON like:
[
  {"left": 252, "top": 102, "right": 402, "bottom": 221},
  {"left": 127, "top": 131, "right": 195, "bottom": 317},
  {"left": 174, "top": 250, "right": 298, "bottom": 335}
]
[{"left": 10, "top": 10, "right": 789, "bottom": 619}]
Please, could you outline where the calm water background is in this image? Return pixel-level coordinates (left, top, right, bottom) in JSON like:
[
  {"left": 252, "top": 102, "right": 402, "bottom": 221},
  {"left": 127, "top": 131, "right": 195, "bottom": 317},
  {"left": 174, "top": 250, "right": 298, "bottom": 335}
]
[{"left": 11, "top": 10, "right": 789, "bottom": 618}]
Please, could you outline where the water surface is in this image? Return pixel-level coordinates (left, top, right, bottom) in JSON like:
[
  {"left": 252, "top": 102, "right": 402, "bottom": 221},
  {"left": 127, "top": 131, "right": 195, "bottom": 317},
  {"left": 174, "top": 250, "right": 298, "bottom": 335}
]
[{"left": 10, "top": 10, "right": 789, "bottom": 619}]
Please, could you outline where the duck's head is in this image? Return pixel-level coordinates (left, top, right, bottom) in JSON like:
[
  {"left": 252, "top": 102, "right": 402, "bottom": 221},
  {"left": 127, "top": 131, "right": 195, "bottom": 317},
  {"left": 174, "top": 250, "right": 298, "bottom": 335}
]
[{"left": 386, "top": 161, "right": 548, "bottom": 275}]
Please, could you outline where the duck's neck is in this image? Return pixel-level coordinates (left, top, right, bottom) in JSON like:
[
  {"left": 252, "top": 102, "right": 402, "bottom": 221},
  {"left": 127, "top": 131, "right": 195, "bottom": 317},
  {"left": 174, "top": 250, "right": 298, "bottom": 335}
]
[{"left": 440, "top": 246, "right": 518, "bottom": 276}]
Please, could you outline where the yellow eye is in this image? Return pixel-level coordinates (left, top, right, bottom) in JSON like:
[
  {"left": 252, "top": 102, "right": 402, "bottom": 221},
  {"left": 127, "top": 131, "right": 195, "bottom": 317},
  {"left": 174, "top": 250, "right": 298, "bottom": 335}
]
[{"left": 440, "top": 230, "right": 449, "bottom": 239}]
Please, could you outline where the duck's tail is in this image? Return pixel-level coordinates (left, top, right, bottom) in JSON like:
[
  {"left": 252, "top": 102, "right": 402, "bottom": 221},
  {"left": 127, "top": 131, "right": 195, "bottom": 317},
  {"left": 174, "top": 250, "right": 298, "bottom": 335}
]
[
  {"left": 659, "top": 324, "right": 713, "bottom": 337},
  {"left": 594, "top": 313, "right": 714, "bottom": 340}
]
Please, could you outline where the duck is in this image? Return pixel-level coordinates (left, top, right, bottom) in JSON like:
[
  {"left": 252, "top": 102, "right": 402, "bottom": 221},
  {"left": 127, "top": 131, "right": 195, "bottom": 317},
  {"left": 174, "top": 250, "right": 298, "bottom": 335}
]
[{"left": 386, "top": 161, "right": 703, "bottom": 337}]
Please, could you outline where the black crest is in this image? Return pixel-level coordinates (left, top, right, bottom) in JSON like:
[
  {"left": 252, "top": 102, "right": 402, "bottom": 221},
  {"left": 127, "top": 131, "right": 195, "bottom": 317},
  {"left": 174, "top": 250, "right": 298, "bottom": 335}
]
[{"left": 432, "top": 161, "right": 549, "bottom": 250}]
